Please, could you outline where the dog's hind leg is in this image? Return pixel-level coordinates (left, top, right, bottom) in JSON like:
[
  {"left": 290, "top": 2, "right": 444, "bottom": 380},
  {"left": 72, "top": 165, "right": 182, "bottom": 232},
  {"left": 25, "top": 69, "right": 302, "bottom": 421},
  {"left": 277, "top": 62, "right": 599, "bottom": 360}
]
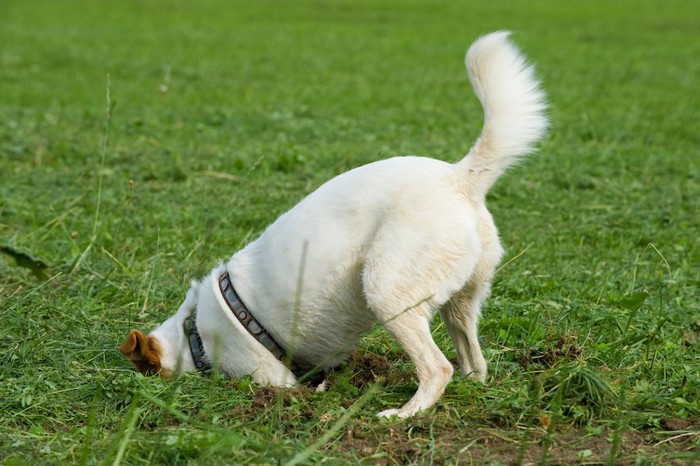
[
  {"left": 375, "top": 308, "right": 454, "bottom": 418},
  {"left": 362, "top": 214, "right": 481, "bottom": 417},
  {"left": 440, "top": 217, "right": 503, "bottom": 383},
  {"left": 440, "top": 280, "right": 490, "bottom": 382}
]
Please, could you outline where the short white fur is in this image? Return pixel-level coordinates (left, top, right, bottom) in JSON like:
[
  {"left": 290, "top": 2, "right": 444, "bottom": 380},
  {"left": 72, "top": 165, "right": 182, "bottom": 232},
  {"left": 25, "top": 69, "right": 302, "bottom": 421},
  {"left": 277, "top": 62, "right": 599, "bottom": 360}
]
[{"left": 141, "top": 31, "right": 548, "bottom": 418}]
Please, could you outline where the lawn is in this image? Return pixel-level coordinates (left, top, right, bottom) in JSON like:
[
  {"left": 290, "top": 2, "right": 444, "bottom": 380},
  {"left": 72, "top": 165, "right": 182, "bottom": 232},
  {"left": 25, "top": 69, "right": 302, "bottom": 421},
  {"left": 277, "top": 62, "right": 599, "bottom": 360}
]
[{"left": 1, "top": 0, "right": 698, "bottom": 464}]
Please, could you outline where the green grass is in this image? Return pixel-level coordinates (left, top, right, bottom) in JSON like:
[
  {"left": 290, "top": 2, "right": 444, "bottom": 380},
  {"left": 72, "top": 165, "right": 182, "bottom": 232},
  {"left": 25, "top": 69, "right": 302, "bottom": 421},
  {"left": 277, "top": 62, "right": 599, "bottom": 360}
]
[{"left": 1, "top": 0, "right": 699, "bottom": 464}]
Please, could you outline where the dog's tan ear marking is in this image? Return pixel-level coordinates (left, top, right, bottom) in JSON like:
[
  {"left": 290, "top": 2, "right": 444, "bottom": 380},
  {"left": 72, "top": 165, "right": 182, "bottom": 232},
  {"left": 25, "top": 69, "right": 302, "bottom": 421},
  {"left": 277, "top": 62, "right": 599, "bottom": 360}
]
[{"left": 119, "top": 329, "right": 164, "bottom": 376}]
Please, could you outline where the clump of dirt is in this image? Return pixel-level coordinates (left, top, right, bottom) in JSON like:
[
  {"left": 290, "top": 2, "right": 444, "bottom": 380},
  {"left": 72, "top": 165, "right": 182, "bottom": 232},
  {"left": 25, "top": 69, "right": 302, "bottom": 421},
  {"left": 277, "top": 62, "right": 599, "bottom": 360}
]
[
  {"left": 250, "top": 386, "right": 312, "bottom": 411},
  {"left": 347, "top": 352, "right": 392, "bottom": 389},
  {"left": 225, "top": 350, "right": 413, "bottom": 417},
  {"left": 251, "top": 386, "right": 279, "bottom": 410},
  {"left": 519, "top": 335, "right": 583, "bottom": 369},
  {"left": 660, "top": 417, "right": 694, "bottom": 431}
]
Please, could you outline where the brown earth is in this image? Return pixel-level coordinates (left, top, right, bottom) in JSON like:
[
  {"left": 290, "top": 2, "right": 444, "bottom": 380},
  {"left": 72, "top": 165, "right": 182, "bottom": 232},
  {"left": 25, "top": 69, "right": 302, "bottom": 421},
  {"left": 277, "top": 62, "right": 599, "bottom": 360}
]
[
  {"left": 339, "top": 419, "right": 699, "bottom": 465},
  {"left": 230, "top": 353, "right": 699, "bottom": 465}
]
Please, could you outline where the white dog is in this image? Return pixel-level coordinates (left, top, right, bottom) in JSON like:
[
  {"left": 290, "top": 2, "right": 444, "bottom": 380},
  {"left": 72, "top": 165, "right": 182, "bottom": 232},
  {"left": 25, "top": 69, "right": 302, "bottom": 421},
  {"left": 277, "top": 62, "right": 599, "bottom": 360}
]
[{"left": 120, "top": 31, "right": 548, "bottom": 418}]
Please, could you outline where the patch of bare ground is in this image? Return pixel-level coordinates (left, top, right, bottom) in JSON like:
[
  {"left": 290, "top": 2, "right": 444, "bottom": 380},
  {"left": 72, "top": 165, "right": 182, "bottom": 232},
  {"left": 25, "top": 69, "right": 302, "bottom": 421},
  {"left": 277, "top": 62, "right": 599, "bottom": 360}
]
[
  {"left": 222, "top": 353, "right": 698, "bottom": 464},
  {"left": 336, "top": 419, "right": 699, "bottom": 465},
  {"left": 332, "top": 354, "right": 699, "bottom": 464},
  {"left": 347, "top": 352, "right": 395, "bottom": 389}
]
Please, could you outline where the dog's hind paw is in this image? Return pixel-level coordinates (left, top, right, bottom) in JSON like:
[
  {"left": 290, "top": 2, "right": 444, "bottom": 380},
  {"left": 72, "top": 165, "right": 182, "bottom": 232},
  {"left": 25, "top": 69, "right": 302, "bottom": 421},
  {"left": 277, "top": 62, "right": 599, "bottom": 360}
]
[
  {"left": 315, "top": 380, "right": 328, "bottom": 392},
  {"left": 376, "top": 408, "right": 415, "bottom": 419},
  {"left": 466, "top": 369, "right": 487, "bottom": 383},
  {"left": 376, "top": 408, "right": 401, "bottom": 418}
]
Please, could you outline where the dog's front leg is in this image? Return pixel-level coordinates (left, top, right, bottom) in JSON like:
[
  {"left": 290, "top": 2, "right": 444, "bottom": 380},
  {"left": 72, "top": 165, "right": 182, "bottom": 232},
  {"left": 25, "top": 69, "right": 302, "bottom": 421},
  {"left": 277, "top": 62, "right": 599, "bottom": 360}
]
[
  {"left": 376, "top": 310, "right": 454, "bottom": 418},
  {"left": 249, "top": 361, "right": 298, "bottom": 388}
]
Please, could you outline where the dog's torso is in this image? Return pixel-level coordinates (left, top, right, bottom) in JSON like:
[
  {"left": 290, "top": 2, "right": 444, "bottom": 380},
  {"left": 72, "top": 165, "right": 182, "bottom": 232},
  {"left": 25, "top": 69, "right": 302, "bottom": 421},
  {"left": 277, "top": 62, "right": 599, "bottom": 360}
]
[
  {"left": 225, "top": 156, "right": 484, "bottom": 369},
  {"left": 121, "top": 32, "right": 548, "bottom": 418}
]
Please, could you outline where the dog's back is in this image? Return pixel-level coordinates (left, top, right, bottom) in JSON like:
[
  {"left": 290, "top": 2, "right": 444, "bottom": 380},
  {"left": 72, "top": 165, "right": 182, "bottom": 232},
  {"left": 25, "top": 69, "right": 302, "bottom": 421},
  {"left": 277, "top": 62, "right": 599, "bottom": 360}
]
[{"left": 231, "top": 33, "right": 549, "bottom": 371}]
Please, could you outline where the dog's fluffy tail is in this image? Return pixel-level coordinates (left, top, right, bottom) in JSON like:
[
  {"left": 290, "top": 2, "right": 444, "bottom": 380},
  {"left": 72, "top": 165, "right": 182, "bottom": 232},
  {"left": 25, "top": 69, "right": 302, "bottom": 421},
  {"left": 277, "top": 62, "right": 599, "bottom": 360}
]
[{"left": 456, "top": 31, "right": 548, "bottom": 198}]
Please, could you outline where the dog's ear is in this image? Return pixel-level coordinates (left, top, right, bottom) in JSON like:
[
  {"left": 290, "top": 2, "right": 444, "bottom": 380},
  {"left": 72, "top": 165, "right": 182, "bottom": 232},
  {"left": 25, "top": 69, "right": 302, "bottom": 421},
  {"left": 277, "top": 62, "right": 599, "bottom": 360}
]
[{"left": 119, "top": 329, "right": 164, "bottom": 376}]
